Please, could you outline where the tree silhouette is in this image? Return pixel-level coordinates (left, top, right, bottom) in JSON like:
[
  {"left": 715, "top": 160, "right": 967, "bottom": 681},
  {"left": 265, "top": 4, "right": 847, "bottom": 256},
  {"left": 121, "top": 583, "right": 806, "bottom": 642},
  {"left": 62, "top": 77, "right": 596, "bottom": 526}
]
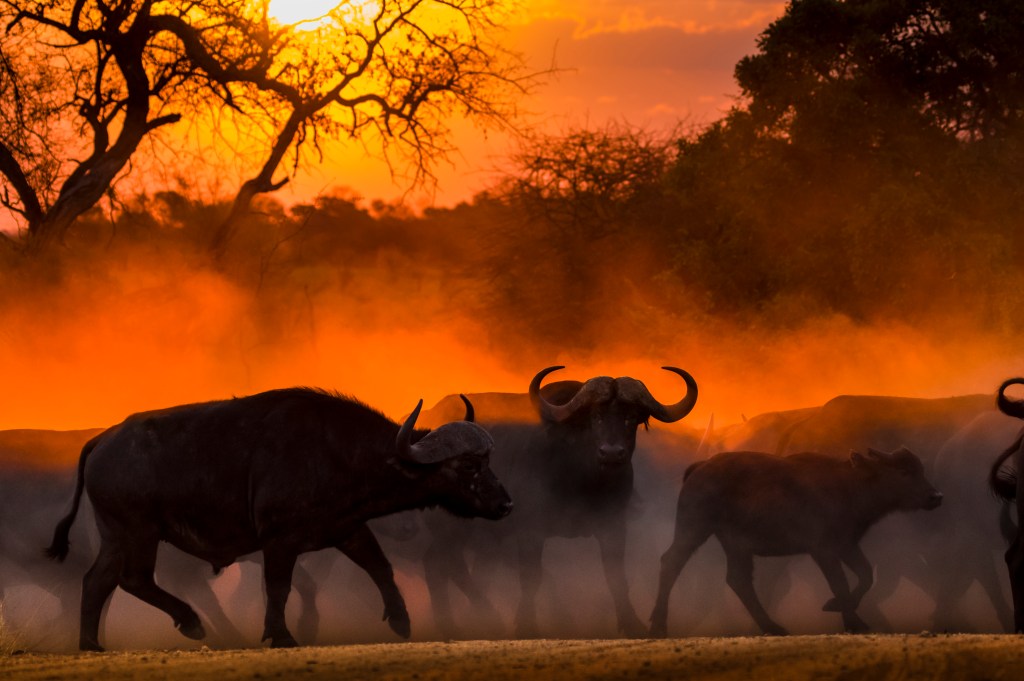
[
  {"left": 0, "top": 0, "right": 531, "bottom": 251},
  {"left": 735, "top": 0, "right": 1024, "bottom": 148}
]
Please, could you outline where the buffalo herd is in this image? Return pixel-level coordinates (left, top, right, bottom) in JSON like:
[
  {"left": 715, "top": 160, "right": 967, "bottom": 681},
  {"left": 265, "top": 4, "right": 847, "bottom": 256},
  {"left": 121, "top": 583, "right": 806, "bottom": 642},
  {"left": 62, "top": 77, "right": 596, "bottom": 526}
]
[{"left": 3, "top": 368, "right": 1024, "bottom": 650}]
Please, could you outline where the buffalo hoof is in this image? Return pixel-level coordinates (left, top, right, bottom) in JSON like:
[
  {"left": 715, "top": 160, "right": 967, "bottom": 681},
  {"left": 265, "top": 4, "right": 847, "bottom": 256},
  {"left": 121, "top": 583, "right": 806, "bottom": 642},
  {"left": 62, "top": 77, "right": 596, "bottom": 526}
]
[
  {"left": 176, "top": 617, "right": 207, "bottom": 641},
  {"left": 80, "top": 638, "right": 104, "bottom": 653},
  {"left": 842, "top": 615, "right": 869, "bottom": 634},
  {"left": 761, "top": 624, "right": 789, "bottom": 636},
  {"left": 649, "top": 621, "right": 668, "bottom": 639},
  {"left": 270, "top": 635, "right": 299, "bottom": 648},
  {"left": 822, "top": 597, "right": 842, "bottom": 612},
  {"left": 385, "top": 607, "right": 411, "bottom": 639},
  {"left": 618, "top": 615, "right": 648, "bottom": 639}
]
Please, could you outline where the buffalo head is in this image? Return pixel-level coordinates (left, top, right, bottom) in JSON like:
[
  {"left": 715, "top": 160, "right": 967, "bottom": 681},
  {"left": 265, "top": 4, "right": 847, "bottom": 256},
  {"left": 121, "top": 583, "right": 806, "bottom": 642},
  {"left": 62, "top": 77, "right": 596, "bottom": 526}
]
[
  {"left": 850, "top": 447, "right": 943, "bottom": 511},
  {"left": 394, "top": 397, "right": 512, "bottom": 519},
  {"left": 528, "top": 366, "right": 698, "bottom": 468}
]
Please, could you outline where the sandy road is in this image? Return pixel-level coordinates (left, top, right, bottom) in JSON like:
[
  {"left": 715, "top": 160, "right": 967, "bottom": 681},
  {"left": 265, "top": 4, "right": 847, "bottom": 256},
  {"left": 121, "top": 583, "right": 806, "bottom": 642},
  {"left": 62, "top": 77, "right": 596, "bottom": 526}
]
[{"left": 2, "top": 635, "right": 1024, "bottom": 680}]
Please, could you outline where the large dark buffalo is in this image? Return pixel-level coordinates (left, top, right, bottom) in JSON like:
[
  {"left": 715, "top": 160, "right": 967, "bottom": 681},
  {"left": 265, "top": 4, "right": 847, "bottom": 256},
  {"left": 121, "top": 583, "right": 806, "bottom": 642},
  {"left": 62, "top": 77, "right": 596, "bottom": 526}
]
[
  {"left": 46, "top": 388, "right": 512, "bottom": 651},
  {"left": 650, "top": 448, "right": 943, "bottom": 636},
  {"left": 776, "top": 394, "right": 992, "bottom": 458},
  {"left": 423, "top": 365, "right": 698, "bottom": 638},
  {"left": 988, "top": 378, "right": 1024, "bottom": 632}
]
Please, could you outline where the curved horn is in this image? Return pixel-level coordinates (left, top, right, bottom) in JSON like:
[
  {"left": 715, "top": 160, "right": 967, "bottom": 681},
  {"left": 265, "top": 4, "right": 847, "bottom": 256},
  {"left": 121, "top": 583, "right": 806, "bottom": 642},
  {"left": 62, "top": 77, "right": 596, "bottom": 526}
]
[
  {"left": 640, "top": 367, "right": 699, "bottom": 423},
  {"left": 529, "top": 366, "right": 572, "bottom": 422},
  {"left": 459, "top": 394, "right": 475, "bottom": 423},
  {"left": 529, "top": 366, "right": 613, "bottom": 423},
  {"left": 395, "top": 399, "right": 424, "bottom": 461},
  {"left": 997, "top": 378, "right": 1024, "bottom": 420}
]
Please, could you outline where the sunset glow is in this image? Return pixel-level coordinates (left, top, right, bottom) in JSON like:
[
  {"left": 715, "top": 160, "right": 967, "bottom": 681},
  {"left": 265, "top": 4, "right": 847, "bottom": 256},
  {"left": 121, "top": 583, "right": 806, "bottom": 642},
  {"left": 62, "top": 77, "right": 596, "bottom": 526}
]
[
  {"left": 267, "top": 0, "right": 379, "bottom": 28},
  {"left": 267, "top": 0, "right": 338, "bottom": 26}
]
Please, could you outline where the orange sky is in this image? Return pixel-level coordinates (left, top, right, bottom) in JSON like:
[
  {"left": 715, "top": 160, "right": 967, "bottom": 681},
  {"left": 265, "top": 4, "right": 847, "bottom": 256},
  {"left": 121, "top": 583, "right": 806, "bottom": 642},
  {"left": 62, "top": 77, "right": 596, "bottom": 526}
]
[{"left": 274, "top": 0, "right": 788, "bottom": 208}]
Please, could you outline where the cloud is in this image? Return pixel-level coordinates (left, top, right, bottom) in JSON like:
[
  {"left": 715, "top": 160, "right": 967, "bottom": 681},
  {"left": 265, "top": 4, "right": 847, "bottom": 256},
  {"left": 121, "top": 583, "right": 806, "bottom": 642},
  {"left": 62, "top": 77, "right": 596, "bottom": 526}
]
[{"left": 521, "top": 0, "right": 787, "bottom": 38}]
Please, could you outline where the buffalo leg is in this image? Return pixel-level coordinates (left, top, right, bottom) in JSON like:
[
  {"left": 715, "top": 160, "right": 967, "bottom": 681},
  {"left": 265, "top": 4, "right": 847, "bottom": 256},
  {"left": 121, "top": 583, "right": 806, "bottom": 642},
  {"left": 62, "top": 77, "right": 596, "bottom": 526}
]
[
  {"left": 977, "top": 552, "right": 1014, "bottom": 633},
  {"left": 337, "top": 525, "right": 410, "bottom": 639},
  {"left": 854, "top": 555, "right": 906, "bottom": 632},
  {"left": 724, "top": 550, "right": 787, "bottom": 636},
  {"left": 451, "top": 556, "right": 502, "bottom": 627},
  {"left": 423, "top": 532, "right": 461, "bottom": 639},
  {"left": 822, "top": 546, "right": 873, "bottom": 613},
  {"left": 595, "top": 523, "right": 644, "bottom": 637},
  {"left": 119, "top": 537, "right": 205, "bottom": 641},
  {"left": 80, "top": 543, "right": 122, "bottom": 652},
  {"left": 261, "top": 548, "right": 298, "bottom": 647},
  {"left": 756, "top": 558, "right": 794, "bottom": 613},
  {"left": 155, "top": 553, "right": 245, "bottom": 646},
  {"left": 184, "top": 573, "right": 246, "bottom": 646},
  {"left": 514, "top": 533, "right": 545, "bottom": 638},
  {"left": 649, "top": 527, "right": 710, "bottom": 637},
  {"left": 291, "top": 563, "right": 320, "bottom": 644},
  {"left": 1005, "top": 535, "right": 1024, "bottom": 633},
  {"left": 929, "top": 544, "right": 976, "bottom": 632},
  {"left": 812, "top": 553, "right": 868, "bottom": 633}
]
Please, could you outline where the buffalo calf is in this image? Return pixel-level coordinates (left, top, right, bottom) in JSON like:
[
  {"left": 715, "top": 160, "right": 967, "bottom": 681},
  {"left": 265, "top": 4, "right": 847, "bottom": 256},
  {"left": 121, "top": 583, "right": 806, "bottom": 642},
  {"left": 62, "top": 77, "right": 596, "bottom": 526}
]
[{"left": 650, "top": 448, "right": 942, "bottom": 636}]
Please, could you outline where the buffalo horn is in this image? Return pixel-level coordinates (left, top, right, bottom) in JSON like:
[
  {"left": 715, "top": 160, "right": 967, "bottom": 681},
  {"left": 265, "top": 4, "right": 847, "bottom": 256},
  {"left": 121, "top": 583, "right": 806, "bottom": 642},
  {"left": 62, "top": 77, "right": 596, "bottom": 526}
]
[
  {"left": 395, "top": 399, "right": 424, "bottom": 462},
  {"left": 460, "top": 394, "right": 475, "bottom": 422},
  {"left": 997, "top": 378, "right": 1024, "bottom": 419},
  {"left": 635, "top": 366, "right": 699, "bottom": 423},
  {"left": 529, "top": 366, "right": 614, "bottom": 423}
]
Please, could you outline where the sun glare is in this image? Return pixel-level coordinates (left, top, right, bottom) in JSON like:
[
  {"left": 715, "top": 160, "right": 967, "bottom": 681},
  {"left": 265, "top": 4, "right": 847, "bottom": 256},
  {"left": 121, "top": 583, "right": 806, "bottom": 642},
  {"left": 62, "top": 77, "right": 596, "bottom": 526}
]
[{"left": 268, "top": 0, "right": 378, "bottom": 28}]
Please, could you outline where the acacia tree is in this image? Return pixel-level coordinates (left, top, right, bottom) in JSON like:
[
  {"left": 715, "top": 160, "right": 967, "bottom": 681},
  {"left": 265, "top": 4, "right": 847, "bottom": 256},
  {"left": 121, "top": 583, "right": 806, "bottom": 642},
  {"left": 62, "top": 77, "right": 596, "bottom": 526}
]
[
  {"left": 0, "top": 0, "right": 530, "bottom": 251},
  {"left": 499, "top": 124, "right": 675, "bottom": 243},
  {"left": 478, "top": 124, "right": 677, "bottom": 350}
]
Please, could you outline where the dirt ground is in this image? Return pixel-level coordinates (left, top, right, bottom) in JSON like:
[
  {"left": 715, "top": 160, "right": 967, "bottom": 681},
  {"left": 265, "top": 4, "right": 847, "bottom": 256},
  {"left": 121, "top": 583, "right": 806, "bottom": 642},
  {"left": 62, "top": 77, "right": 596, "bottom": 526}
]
[{"left": 2, "top": 635, "right": 1024, "bottom": 680}]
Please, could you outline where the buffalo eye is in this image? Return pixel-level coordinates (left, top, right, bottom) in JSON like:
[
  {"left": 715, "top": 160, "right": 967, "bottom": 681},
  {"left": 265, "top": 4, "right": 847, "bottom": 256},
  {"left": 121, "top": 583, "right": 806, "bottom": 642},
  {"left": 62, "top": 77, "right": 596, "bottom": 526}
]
[{"left": 456, "top": 459, "right": 481, "bottom": 475}]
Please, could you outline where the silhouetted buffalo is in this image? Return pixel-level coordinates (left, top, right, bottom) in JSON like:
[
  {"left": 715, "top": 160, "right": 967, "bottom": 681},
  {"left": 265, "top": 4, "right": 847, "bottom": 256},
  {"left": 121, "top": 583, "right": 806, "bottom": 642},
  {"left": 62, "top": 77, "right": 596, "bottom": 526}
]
[
  {"left": 650, "top": 448, "right": 942, "bottom": 636},
  {"left": 770, "top": 392, "right": 992, "bottom": 631},
  {"left": 424, "top": 365, "right": 698, "bottom": 638},
  {"left": 46, "top": 388, "right": 512, "bottom": 651},
  {"left": 988, "top": 378, "right": 1024, "bottom": 632}
]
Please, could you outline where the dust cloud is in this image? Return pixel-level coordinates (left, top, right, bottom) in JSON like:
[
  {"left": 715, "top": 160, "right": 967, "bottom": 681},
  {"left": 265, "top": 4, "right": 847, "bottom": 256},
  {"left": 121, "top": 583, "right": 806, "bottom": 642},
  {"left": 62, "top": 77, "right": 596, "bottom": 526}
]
[{"left": 0, "top": 196, "right": 1021, "bottom": 651}]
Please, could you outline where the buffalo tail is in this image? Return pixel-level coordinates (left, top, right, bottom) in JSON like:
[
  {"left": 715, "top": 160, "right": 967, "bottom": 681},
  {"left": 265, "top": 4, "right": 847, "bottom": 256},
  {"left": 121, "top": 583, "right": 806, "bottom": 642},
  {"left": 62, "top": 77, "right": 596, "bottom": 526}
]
[{"left": 44, "top": 433, "right": 100, "bottom": 561}]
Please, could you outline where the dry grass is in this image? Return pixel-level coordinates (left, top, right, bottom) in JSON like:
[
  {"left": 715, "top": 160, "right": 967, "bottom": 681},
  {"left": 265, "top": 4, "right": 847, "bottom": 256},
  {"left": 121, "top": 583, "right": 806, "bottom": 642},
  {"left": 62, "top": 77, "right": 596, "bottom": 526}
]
[
  {"left": 0, "top": 601, "right": 25, "bottom": 656},
  {"left": 2, "top": 635, "right": 1024, "bottom": 680}
]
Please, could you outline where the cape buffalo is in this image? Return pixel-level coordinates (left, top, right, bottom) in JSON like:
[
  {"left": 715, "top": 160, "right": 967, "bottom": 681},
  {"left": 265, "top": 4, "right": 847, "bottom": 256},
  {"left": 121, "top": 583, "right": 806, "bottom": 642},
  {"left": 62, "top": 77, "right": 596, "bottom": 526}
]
[
  {"left": 988, "top": 377, "right": 1024, "bottom": 632},
  {"left": 650, "top": 448, "right": 943, "bottom": 636},
  {"left": 422, "top": 365, "right": 698, "bottom": 638},
  {"left": 46, "top": 388, "right": 512, "bottom": 651},
  {"left": 769, "top": 393, "right": 991, "bottom": 631}
]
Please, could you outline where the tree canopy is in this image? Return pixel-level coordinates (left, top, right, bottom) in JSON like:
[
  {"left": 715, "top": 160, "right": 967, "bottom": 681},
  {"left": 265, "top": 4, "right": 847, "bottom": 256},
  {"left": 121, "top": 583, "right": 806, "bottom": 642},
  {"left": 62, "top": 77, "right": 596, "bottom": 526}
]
[{"left": 0, "top": 0, "right": 530, "bottom": 250}]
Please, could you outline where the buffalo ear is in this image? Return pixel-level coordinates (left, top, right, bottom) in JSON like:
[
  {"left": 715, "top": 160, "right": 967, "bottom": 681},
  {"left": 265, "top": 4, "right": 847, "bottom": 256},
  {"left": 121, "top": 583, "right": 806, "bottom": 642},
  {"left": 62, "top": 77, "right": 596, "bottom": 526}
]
[
  {"left": 387, "top": 457, "right": 429, "bottom": 480},
  {"left": 850, "top": 451, "right": 870, "bottom": 468}
]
